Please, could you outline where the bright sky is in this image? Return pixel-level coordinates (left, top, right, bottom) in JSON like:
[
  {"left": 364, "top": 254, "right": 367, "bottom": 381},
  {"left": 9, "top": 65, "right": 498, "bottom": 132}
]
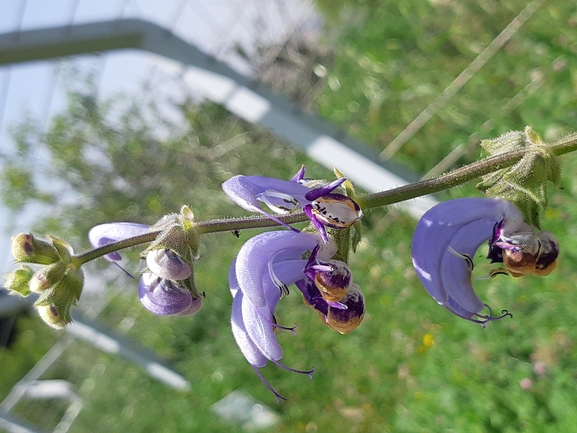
[{"left": 0, "top": 0, "right": 317, "bottom": 273}]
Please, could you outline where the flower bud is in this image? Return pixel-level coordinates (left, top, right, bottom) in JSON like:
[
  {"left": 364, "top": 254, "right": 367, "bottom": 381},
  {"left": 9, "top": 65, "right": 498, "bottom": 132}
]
[
  {"left": 11, "top": 233, "right": 60, "bottom": 264},
  {"left": 146, "top": 249, "right": 191, "bottom": 281},
  {"left": 138, "top": 272, "right": 196, "bottom": 316},
  {"left": 47, "top": 235, "right": 73, "bottom": 264},
  {"left": 4, "top": 265, "right": 35, "bottom": 297},
  {"left": 36, "top": 305, "right": 68, "bottom": 329},
  {"left": 312, "top": 260, "right": 352, "bottom": 303},
  {"left": 29, "top": 261, "right": 67, "bottom": 293},
  {"left": 180, "top": 205, "right": 201, "bottom": 257}
]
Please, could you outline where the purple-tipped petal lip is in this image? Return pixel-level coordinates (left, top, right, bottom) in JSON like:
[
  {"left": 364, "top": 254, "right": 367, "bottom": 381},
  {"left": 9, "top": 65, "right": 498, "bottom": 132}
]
[
  {"left": 138, "top": 273, "right": 193, "bottom": 316},
  {"left": 89, "top": 222, "right": 150, "bottom": 262},
  {"left": 304, "top": 177, "right": 346, "bottom": 201},
  {"left": 235, "top": 231, "right": 320, "bottom": 307},
  {"left": 222, "top": 175, "right": 311, "bottom": 211}
]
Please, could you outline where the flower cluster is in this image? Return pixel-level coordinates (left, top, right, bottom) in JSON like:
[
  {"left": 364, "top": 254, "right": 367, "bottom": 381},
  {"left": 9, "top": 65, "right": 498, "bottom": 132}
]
[
  {"left": 411, "top": 198, "right": 559, "bottom": 325},
  {"left": 6, "top": 233, "right": 84, "bottom": 328},
  {"left": 88, "top": 206, "right": 203, "bottom": 316},
  {"left": 5, "top": 159, "right": 563, "bottom": 402},
  {"left": 224, "top": 168, "right": 365, "bottom": 400}
]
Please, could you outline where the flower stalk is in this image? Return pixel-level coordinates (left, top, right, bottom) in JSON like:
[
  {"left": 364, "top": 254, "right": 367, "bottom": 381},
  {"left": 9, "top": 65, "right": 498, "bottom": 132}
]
[{"left": 57, "top": 130, "right": 577, "bottom": 265}]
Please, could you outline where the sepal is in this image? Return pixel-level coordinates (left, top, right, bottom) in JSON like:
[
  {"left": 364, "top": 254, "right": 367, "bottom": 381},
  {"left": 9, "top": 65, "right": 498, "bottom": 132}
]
[
  {"left": 476, "top": 126, "right": 561, "bottom": 229},
  {"left": 11, "top": 233, "right": 61, "bottom": 264},
  {"left": 4, "top": 265, "right": 34, "bottom": 297}
]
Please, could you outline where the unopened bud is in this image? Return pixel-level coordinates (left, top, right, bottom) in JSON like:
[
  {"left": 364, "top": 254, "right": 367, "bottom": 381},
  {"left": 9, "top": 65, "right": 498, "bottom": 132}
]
[
  {"left": 4, "top": 265, "right": 35, "bottom": 297},
  {"left": 36, "top": 305, "right": 68, "bottom": 329},
  {"left": 146, "top": 249, "right": 191, "bottom": 281},
  {"left": 502, "top": 231, "right": 560, "bottom": 277},
  {"left": 11, "top": 233, "right": 60, "bottom": 264},
  {"left": 29, "top": 262, "right": 67, "bottom": 293},
  {"left": 323, "top": 284, "right": 366, "bottom": 334}
]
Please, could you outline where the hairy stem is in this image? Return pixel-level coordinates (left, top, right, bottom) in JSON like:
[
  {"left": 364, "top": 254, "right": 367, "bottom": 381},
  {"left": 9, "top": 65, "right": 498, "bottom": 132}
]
[{"left": 73, "top": 132, "right": 577, "bottom": 263}]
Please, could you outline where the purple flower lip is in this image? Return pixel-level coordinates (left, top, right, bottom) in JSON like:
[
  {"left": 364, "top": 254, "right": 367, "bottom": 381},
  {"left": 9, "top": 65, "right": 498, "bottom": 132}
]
[
  {"left": 138, "top": 273, "right": 200, "bottom": 316},
  {"left": 88, "top": 222, "right": 151, "bottom": 261},
  {"left": 230, "top": 237, "right": 317, "bottom": 402},
  {"left": 412, "top": 197, "right": 560, "bottom": 325},
  {"left": 234, "top": 230, "right": 334, "bottom": 308},
  {"left": 412, "top": 198, "right": 522, "bottom": 325}
]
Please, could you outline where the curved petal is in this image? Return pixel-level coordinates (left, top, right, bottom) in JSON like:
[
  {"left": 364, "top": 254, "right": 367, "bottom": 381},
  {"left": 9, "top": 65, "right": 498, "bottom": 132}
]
[
  {"left": 412, "top": 198, "right": 525, "bottom": 321},
  {"left": 412, "top": 198, "right": 523, "bottom": 304},
  {"left": 235, "top": 231, "right": 319, "bottom": 307},
  {"left": 440, "top": 219, "right": 496, "bottom": 313},
  {"left": 241, "top": 292, "right": 283, "bottom": 362},
  {"left": 89, "top": 222, "right": 150, "bottom": 261},
  {"left": 222, "top": 175, "right": 310, "bottom": 213},
  {"left": 230, "top": 286, "right": 268, "bottom": 368},
  {"left": 241, "top": 260, "right": 307, "bottom": 362}
]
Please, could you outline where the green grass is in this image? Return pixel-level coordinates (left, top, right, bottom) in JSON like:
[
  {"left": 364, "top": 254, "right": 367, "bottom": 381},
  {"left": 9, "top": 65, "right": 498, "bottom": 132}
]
[{"left": 2, "top": 1, "right": 577, "bottom": 432}]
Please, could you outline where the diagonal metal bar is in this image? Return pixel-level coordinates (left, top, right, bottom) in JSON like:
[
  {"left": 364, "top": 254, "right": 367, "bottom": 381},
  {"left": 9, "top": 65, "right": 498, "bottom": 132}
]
[{"left": 0, "top": 19, "right": 437, "bottom": 217}]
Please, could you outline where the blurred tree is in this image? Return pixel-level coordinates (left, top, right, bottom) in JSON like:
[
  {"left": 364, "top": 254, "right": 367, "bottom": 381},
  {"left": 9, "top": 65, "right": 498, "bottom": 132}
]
[{"left": 0, "top": 74, "right": 308, "bottom": 247}]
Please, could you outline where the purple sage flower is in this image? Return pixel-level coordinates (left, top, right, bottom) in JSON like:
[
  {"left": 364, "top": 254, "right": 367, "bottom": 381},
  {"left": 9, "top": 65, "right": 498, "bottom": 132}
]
[
  {"left": 411, "top": 198, "right": 559, "bottom": 325},
  {"left": 230, "top": 230, "right": 365, "bottom": 400},
  {"left": 222, "top": 166, "right": 363, "bottom": 242},
  {"left": 89, "top": 222, "right": 200, "bottom": 316}
]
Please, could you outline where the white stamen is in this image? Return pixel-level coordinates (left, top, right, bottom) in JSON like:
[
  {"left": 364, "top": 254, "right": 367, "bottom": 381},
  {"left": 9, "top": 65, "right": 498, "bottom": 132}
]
[
  {"left": 447, "top": 246, "right": 474, "bottom": 271},
  {"left": 257, "top": 190, "right": 300, "bottom": 214}
]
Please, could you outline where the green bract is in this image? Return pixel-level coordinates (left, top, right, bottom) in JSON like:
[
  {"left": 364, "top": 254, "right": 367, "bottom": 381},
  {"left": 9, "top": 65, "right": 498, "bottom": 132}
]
[{"left": 476, "top": 126, "right": 561, "bottom": 229}]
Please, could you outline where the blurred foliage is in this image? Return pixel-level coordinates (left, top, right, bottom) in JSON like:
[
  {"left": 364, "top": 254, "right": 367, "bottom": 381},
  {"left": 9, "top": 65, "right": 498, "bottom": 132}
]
[
  {"left": 0, "top": 76, "right": 317, "bottom": 245},
  {"left": 2, "top": 1, "right": 577, "bottom": 433},
  {"left": 315, "top": 0, "right": 577, "bottom": 174}
]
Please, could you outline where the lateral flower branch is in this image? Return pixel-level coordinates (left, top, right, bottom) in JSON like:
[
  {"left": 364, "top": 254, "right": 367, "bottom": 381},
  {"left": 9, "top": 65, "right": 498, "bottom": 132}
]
[{"left": 4, "top": 126, "right": 573, "bottom": 400}]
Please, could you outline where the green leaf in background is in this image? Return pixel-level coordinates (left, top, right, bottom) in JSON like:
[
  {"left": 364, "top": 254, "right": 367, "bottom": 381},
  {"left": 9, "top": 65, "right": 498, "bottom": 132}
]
[{"left": 476, "top": 126, "right": 561, "bottom": 228}]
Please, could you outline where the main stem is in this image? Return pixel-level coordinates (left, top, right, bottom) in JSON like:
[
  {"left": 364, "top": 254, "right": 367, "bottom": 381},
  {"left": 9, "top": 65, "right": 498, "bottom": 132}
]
[{"left": 73, "top": 132, "right": 577, "bottom": 264}]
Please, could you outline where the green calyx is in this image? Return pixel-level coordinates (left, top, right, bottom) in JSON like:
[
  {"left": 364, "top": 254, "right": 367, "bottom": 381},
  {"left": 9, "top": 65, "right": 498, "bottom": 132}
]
[
  {"left": 4, "top": 265, "right": 35, "bottom": 297},
  {"left": 146, "top": 205, "right": 200, "bottom": 260},
  {"left": 34, "top": 267, "right": 85, "bottom": 329},
  {"left": 476, "top": 126, "right": 560, "bottom": 229}
]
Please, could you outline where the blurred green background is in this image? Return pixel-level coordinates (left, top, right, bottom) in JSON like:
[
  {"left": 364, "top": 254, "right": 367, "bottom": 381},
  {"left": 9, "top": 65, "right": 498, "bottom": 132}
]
[{"left": 2, "top": 1, "right": 577, "bottom": 432}]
